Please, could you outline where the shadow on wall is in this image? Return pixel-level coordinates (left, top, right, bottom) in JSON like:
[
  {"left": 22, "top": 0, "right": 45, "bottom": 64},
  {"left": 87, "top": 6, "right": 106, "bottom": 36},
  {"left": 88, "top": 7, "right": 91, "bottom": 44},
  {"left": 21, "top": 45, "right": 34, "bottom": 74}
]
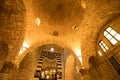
[
  {"left": 0, "top": 39, "right": 8, "bottom": 60},
  {"left": 0, "top": 38, "right": 9, "bottom": 70}
]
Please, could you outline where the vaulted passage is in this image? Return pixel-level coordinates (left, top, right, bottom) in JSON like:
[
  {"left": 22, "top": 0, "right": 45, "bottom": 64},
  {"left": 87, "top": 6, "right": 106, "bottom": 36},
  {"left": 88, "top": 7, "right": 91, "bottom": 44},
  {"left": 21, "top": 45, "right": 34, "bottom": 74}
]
[{"left": 0, "top": 0, "right": 120, "bottom": 80}]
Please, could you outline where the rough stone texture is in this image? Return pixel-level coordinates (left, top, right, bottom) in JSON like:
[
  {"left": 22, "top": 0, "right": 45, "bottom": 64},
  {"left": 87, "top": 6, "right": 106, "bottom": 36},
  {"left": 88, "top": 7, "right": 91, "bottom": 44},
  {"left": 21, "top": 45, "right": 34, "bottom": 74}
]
[
  {"left": 65, "top": 54, "right": 81, "bottom": 80},
  {"left": 65, "top": 55, "right": 75, "bottom": 80},
  {"left": 0, "top": 39, "right": 8, "bottom": 60},
  {"left": 0, "top": 0, "right": 120, "bottom": 80},
  {"left": 0, "top": 62, "right": 17, "bottom": 74},
  {"left": 22, "top": 0, "right": 120, "bottom": 68},
  {"left": 99, "top": 60, "right": 120, "bottom": 80},
  {"left": 0, "top": 39, "right": 8, "bottom": 71},
  {"left": 0, "top": 0, "right": 26, "bottom": 62},
  {"left": 87, "top": 52, "right": 120, "bottom": 80},
  {"left": 89, "top": 16, "right": 120, "bottom": 80},
  {"left": 0, "top": 62, "right": 17, "bottom": 80},
  {"left": 88, "top": 68, "right": 100, "bottom": 80},
  {"left": 17, "top": 50, "right": 39, "bottom": 80},
  {"left": 114, "top": 51, "right": 120, "bottom": 64}
]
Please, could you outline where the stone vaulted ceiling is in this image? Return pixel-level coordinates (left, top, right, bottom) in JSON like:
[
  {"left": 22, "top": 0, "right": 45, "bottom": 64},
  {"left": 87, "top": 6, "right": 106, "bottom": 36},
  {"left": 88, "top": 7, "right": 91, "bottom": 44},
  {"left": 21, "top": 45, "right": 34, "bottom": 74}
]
[{"left": 23, "top": 0, "right": 120, "bottom": 68}]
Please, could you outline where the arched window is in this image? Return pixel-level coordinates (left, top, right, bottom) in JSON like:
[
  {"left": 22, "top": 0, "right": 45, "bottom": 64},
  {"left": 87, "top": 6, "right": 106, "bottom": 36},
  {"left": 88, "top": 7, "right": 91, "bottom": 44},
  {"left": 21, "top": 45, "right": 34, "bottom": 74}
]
[{"left": 103, "top": 27, "right": 120, "bottom": 45}]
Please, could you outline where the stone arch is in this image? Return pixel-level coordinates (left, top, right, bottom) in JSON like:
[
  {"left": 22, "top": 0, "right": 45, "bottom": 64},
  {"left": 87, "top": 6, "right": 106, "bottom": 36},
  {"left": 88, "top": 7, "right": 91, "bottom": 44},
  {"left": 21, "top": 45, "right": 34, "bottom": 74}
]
[
  {"left": 17, "top": 43, "right": 78, "bottom": 80},
  {"left": 31, "top": 42, "right": 74, "bottom": 54},
  {"left": 16, "top": 41, "right": 76, "bottom": 64},
  {"left": 17, "top": 43, "right": 65, "bottom": 80}
]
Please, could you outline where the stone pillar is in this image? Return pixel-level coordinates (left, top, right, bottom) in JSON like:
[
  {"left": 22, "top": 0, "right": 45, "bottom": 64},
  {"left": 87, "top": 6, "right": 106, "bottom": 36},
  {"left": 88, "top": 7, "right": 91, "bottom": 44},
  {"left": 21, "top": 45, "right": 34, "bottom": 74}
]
[{"left": 0, "top": 62, "right": 17, "bottom": 80}]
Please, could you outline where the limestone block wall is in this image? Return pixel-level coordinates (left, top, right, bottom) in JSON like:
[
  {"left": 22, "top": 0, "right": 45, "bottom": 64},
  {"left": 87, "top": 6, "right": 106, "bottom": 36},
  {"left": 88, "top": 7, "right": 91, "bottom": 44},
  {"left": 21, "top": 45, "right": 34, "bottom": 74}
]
[
  {"left": 0, "top": 0, "right": 26, "bottom": 61},
  {"left": 88, "top": 68, "right": 100, "bottom": 80},
  {"left": 88, "top": 56, "right": 120, "bottom": 80},
  {"left": 65, "top": 54, "right": 81, "bottom": 80},
  {"left": 16, "top": 50, "right": 39, "bottom": 80},
  {"left": 98, "top": 60, "right": 120, "bottom": 80},
  {"left": 9, "top": 67, "right": 19, "bottom": 80},
  {"left": 0, "top": 39, "right": 8, "bottom": 71},
  {"left": 65, "top": 55, "right": 75, "bottom": 80}
]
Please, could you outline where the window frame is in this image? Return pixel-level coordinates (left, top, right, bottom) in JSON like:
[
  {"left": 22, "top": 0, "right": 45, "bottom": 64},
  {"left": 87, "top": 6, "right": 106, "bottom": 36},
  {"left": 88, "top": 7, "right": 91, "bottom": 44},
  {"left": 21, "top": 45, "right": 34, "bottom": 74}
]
[
  {"left": 103, "top": 27, "right": 120, "bottom": 45},
  {"left": 99, "top": 40, "right": 109, "bottom": 52}
]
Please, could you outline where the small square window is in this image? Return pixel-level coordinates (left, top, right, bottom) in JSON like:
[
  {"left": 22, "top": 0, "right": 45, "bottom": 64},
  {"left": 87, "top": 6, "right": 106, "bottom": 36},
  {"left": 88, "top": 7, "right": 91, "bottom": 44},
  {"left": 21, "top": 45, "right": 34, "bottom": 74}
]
[
  {"left": 103, "top": 31, "right": 108, "bottom": 36},
  {"left": 115, "top": 33, "right": 120, "bottom": 41},
  {"left": 103, "top": 48, "right": 106, "bottom": 52},
  {"left": 106, "top": 27, "right": 112, "bottom": 32},
  {"left": 110, "top": 38, "right": 118, "bottom": 45},
  {"left": 102, "top": 43, "right": 106, "bottom": 47},
  {"left": 105, "top": 46, "right": 109, "bottom": 50},
  {"left": 100, "top": 45, "right": 104, "bottom": 49},
  {"left": 110, "top": 29, "right": 117, "bottom": 36},
  {"left": 106, "top": 34, "right": 112, "bottom": 40}
]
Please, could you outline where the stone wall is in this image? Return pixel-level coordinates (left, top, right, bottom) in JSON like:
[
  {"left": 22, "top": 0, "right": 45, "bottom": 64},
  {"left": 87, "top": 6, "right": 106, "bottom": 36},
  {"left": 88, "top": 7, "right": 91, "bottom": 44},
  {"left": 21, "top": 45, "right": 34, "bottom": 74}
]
[
  {"left": 98, "top": 60, "right": 120, "bottom": 80},
  {"left": 65, "top": 54, "right": 81, "bottom": 80},
  {"left": 0, "top": 39, "right": 8, "bottom": 71},
  {"left": 17, "top": 50, "right": 39, "bottom": 80},
  {"left": 88, "top": 68, "right": 100, "bottom": 80},
  {"left": 0, "top": 0, "right": 26, "bottom": 61},
  {"left": 87, "top": 53, "right": 120, "bottom": 80}
]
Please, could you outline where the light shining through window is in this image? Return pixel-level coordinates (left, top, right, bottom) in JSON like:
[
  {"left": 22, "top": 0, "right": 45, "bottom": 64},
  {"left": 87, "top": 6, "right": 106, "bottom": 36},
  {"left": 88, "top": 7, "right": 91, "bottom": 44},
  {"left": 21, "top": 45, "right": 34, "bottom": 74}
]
[
  {"left": 74, "top": 48, "right": 82, "bottom": 64},
  {"left": 78, "top": 57, "right": 82, "bottom": 64},
  {"left": 99, "top": 40, "right": 109, "bottom": 52},
  {"left": 35, "top": 18, "right": 41, "bottom": 26},
  {"left": 75, "top": 49, "right": 81, "bottom": 56},
  {"left": 103, "top": 27, "right": 120, "bottom": 45},
  {"left": 50, "top": 48, "right": 54, "bottom": 52},
  {"left": 19, "top": 41, "right": 29, "bottom": 55}
]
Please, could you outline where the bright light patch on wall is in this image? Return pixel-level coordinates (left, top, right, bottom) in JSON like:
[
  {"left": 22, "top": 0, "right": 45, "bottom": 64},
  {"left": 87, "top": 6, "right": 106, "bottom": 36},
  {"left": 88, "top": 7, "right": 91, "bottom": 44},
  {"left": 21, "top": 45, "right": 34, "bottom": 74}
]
[
  {"left": 50, "top": 48, "right": 54, "bottom": 52},
  {"left": 19, "top": 41, "right": 29, "bottom": 55},
  {"left": 75, "top": 48, "right": 81, "bottom": 56},
  {"left": 81, "top": 0, "right": 86, "bottom": 9},
  {"left": 76, "top": 66, "right": 79, "bottom": 73},
  {"left": 78, "top": 57, "right": 82, "bottom": 64},
  {"left": 23, "top": 42, "right": 29, "bottom": 48},
  {"left": 35, "top": 18, "right": 41, "bottom": 26}
]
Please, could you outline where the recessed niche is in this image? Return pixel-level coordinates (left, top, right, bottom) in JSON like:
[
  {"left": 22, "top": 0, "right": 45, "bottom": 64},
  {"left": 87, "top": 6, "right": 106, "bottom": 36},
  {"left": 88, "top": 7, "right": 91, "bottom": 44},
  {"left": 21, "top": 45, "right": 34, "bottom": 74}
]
[{"left": 53, "top": 31, "right": 58, "bottom": 36}]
